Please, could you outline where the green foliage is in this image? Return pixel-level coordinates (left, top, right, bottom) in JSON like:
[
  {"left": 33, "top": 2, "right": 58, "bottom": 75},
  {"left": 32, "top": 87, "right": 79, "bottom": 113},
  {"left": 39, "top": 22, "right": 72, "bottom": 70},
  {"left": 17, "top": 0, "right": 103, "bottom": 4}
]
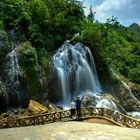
[
  {"left": 81, "top": 20, "right": 102, "bottom": 48},
  {"left": 0, "top": 0, "right": 31, "bottom": 29},
  {"left": 77, "top": 17, "right": 140, "bottom": 85},
  {"left": 28, "top": 0, "right": 51, "bottom": 48},
  {"left": 128, "top": 64, "right": 140, "bottom": 84},
  {"left": 29, "top": 24, "right": 46, "bottom": 48},
  {"left": 36, "top": 48, "right": 49, "bottom": 72},
  {"left": 0, "top": 21, "right": 4, "bottom": 30},
  {"left": 29, "top": 0, "right": 49, "bottom": 25},
  {"left": 19, "top": 42, "right": 38, "bottom": 74},
  {"left": 45, "top": 0, "right": 84, "bottom": 48},
  {"left": 0, "top": 0, "right": 84, "bottom": 50},
  {"left": 106, "top": 16, "right": 121, "bottom": 27},
  {"left": 18, "top": 42, "right": 38, "bottom": 95},
  {"left": 128, "top": 23, "right": 140, "bottom": 43},
  {"left": 0, "top": 31, "right": 9, "bottom": 69}
]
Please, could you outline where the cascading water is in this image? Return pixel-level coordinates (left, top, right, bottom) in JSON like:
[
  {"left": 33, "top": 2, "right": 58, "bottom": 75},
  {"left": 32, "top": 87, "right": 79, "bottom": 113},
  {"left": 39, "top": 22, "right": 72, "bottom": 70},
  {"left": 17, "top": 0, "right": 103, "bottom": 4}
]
[
  {"left": 111, "top": 69, "right": 140, "bottom": 118},
  {"left": 96, "top": 98, "right": 118, "bottom": 110},
  {"left": 5, "top": 43, "right": 22, "bottom": 107},
  {"left": 111, "top": 68, "right": 140, "bottom": 104},
  {"left": 53, "top": 41, "right": 102, "bottom": 106},
  {"left": 0, "top": 80, "right": 9, "bottom": 108},
  {"left": 0, "top": 29, "right": 29, "bottom": 109},
  {"left": 1, "top": 40, "right": 30, "bottom": 109}
]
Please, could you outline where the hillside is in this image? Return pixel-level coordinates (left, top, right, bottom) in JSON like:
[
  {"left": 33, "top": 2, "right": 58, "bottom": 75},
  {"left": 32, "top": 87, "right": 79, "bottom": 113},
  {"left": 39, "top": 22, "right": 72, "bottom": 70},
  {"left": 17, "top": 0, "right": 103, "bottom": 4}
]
[{"left": 128, "top": 23, "right": 140, "bottom": 43}]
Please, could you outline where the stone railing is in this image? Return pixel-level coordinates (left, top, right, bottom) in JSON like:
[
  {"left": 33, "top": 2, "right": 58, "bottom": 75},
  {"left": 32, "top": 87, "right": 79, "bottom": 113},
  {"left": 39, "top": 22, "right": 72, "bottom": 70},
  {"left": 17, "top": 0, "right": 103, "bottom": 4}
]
[{"left": 0, "top": 107, "right": 140, "bottom": 129}]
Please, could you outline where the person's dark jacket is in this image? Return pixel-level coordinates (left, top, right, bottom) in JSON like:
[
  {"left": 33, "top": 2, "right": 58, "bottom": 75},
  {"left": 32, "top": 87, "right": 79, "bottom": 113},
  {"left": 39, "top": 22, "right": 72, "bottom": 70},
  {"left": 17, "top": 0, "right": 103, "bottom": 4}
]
[{"left": 76, "top": 99, "right": 81, "bottom": 109}]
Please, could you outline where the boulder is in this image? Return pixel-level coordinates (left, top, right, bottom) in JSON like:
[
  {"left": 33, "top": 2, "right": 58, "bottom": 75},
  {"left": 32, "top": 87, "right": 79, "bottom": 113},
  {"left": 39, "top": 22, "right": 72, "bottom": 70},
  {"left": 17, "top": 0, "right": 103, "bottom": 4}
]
[{"left": 28, "top": 100, "right": 49, "bottom": 114}]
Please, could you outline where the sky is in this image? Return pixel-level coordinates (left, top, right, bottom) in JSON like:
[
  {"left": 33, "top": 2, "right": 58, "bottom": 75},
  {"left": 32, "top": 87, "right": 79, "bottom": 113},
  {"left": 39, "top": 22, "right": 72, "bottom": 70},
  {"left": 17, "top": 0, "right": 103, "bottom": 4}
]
[{"left": 79, "top": 0, "right": 140, "bottom": 26}]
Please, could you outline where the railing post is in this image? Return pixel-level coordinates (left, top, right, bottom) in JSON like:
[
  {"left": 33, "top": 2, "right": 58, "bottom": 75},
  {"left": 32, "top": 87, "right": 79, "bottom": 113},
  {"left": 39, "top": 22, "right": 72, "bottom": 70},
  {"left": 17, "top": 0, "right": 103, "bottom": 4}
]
[
  {"left": 123, "top": 116, "right": 126, "bottom": 125},
  {"left": 53, "top": 113, "right": 56, "bottom": 122},
  {"left": 90, "top": 107, "right": 93, "bottom": 116},
  {"left": 59, "top": 112, "right": 62, "bottom": 121},
  {"left": 33, "top": 116, "right": 36, "bottom": 125},
  {"left": 102, "top": 108, "right": 104, "bottom": 116},
  {"left": 123, "top": 116, "right": 127, "bottom": 126},
  {"left": 54, "top": 113, "right": 56, "bottom": 122},
  {"left": 18, "top": 119, "right": 21, "bottom": 127}
]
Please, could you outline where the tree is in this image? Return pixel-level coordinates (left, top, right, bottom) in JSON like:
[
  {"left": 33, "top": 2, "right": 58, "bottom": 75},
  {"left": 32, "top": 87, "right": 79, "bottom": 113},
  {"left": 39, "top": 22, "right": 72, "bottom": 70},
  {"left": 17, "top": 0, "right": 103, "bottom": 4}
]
[
  {"left": 0, "top": 0, "right": 31, "bottom": 29},
  {"left": 106, "top": 16, "right": 120, "bottom": 27},
  {"left": 29, "top": 0, "right": 49, "bottom": 25},
  {"left": 88, "top": 5, "right": 96, "bottom": 20},
  {"left": 46, "top": 0, "right": 84, "bottom": 41},
  {"left": 128, "top": 64, "right": 140, "bottom": 84}
]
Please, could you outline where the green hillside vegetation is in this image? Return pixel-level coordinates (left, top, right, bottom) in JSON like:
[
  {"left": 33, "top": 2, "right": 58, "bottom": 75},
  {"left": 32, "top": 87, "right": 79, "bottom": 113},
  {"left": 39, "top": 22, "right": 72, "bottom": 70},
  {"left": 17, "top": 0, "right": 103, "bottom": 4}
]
[
  {"left": 128, "top": 23, "right": 140, "bottom": 43},
  {"left": 0, "top": 0, "right": 140, "bottom": 88}
]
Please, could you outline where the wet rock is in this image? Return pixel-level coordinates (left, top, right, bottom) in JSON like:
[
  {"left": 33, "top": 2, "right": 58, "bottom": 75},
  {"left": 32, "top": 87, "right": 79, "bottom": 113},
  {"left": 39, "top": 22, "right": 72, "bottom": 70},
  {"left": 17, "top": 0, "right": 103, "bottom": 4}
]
[
  {"left": 0, "top": 113, "right": 9, "bottom": 119},
  {"left": 0, "top": 81, "right": 8, "bottom": 109},
  {"left": 14, "top": 110, "right": 18, "bottom": 115},
  {"left": 81, "top": 92, "right": 96, "bottom": 107},
  {"left": 118, "top": 87, "right": 140, "bottom": 111}
]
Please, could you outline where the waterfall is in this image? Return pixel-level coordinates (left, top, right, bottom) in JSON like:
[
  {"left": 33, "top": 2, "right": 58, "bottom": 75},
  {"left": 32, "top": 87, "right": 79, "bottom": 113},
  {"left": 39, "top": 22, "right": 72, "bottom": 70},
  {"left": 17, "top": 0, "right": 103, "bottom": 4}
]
[
  {"left": 111, "top": 69, "right": 140, "bottom": 104},
  {"left": 0, "top": 80, "right": 9, "bottom": 108},
  {"left": 0, "top": 29, "right": 30, "bottom": 110},
  {"left": 53, "top": 41, "right": 102, "bottom": 106},
  {"left": 96, "top": 98, "right": 118, "bottom": 110},
  {"left": 4, "top": 43, "right": 22, "bottom": 107}
]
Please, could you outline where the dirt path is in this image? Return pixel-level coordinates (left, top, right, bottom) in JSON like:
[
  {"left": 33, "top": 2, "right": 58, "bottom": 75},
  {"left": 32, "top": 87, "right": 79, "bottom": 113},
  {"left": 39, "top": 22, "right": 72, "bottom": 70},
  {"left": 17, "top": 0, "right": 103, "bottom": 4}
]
[
  {"left": 0, "top": 121, "right": 140, "bottom": 140},
  {"left": 83, "top": 118, "right": 115, "bottom": 125}
]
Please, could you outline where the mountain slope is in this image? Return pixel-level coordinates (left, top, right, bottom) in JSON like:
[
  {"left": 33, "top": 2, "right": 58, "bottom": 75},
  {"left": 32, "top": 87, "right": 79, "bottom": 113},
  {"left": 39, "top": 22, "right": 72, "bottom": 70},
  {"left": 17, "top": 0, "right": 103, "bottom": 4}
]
[{"left": 128, "top": 23, "right": 140, "bottom": 42}]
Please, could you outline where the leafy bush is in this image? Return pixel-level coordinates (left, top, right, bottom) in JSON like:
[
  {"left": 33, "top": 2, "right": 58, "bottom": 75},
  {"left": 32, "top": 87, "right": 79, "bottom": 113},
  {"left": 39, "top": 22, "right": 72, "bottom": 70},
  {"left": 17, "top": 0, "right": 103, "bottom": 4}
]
[
  {"left": 19, "top": 42, "right": 38, "bottom": 73},
  {"left": 0, "top": 30, "right": 9, "bottom": 69},
  {"left": 128, "top": 65, "right": 140, "bottom": 84},
  {"left": 36, "top": 48, "right": 49, "bottom": 72},
  {"left": 0, "top": 21, "right": 4, "bottom": 30},
  {"left": 18, "top": 42, "right": 38, "bottom": 95},
  {"left": 0, "top": 0, "right": 31, "bottom": 29},
  {"left": 29, "top": 0, "right": 49, "bottom": 25}
]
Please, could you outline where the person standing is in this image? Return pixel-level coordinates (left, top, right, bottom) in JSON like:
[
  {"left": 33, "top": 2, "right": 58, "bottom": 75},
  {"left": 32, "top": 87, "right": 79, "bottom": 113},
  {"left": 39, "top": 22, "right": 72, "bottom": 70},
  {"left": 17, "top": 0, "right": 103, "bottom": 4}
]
[
  {"left": 75, "top": 96, "right": 81, "bottom": 117},
  {"left": 70, "top": 100, "right": 76, "bottom": 118}
]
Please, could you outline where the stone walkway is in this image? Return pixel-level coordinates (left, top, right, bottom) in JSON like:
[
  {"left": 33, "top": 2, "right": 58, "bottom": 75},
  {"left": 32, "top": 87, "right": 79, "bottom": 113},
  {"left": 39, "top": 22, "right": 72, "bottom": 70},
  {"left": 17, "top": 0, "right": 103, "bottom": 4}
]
[{"left": 0, "top": 121, "right": 140, "bottom": 140}]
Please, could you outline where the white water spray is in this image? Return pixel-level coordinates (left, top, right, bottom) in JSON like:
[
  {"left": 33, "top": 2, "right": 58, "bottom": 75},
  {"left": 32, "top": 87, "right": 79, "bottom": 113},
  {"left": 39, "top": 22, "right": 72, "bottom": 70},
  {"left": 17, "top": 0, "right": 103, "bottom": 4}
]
[
  {"left": 53, "top": 41, "right": 102, "bottom": 106},
  {"left": 111, "top": 68, "right": 140, "bottom": 104},
  {"left": 5, "top": 43, "right": 22, "bottom": 107}
]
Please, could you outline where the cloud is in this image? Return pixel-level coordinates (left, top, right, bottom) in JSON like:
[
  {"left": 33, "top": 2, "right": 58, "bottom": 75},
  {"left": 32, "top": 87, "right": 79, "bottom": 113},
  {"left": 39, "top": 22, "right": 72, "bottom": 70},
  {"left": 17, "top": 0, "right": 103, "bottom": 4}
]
[
  {"left": 94, "top": 0, "right": 132, "bottom": 21},
  {"left": 80, "top": 0, "right": 140, "bottom": 26},
  {"left": 95, "top": 0, "right": 132, "bottom": 12}
]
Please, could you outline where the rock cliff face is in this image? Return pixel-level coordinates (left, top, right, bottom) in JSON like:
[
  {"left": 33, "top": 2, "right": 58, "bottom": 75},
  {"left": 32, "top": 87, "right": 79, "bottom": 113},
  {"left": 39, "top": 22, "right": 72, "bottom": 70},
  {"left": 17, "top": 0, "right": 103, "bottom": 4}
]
[
  {"left": 0, "top": 81, "right": 7, "bottom": 109},
  {"left": 103, "top": 73, "right": 140, "bottom": 112}
]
